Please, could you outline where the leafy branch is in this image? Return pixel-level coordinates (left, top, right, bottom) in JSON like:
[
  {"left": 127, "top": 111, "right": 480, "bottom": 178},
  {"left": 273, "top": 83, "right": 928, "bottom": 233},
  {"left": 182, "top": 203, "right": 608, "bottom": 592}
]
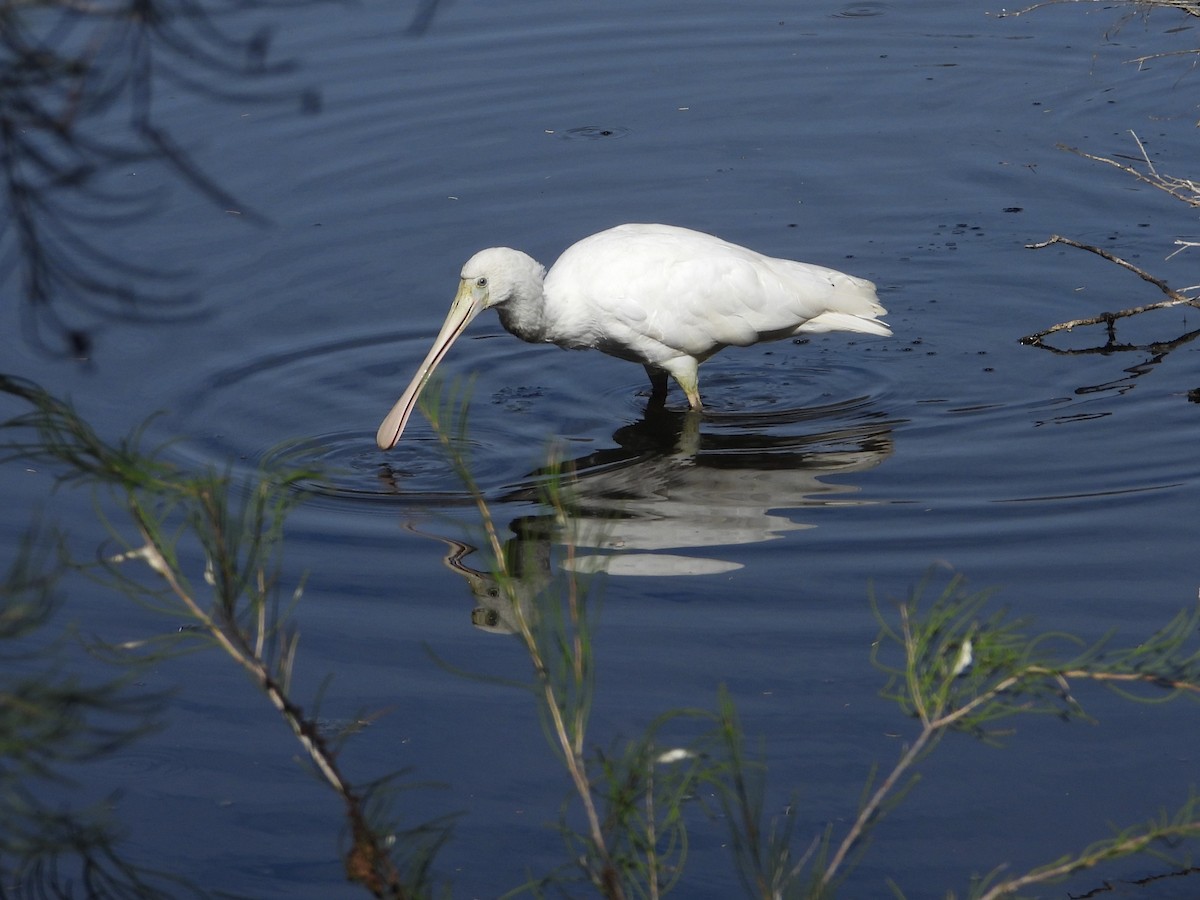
[
  {"left": 7, "top": 373, "right": 1200, "bottom": 898},
  {"left": 422, "top": 383, "right": 628, "bottom": 896},
  {"left": 1, "top": 374, "right": 446, "bottom": 899},
  {"left": 423, "top": 384, "right": 724, "bottom": 900},
  {"left": 836, "top": 571, "right": 1200, "bottom": 898}
]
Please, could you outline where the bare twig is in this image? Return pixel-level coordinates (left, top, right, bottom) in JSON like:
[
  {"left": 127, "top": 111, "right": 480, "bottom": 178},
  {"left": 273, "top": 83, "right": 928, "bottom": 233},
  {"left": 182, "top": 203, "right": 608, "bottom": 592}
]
[
  {"left": 995, "top": 0, "right": 1200, "bottom": 18},
  {"left": 1138, "top": 0, "right": 1200, "bottom": 16},
  {"left": 1020, "top": 235, "right": 1200, "bottom": 345},
  {"left": 992, "top": 0, "right": 1105, "bottom": 17},
  {"left": 1130, "top": 46, "right": 1200, "bottom": 67},
  {"left": 1026, "top": 235, "right": 1189, "bottom": 302},
  {"left": 1167, "top": 240, "right": 1200, "bottom": 262},
  {"left": 1063, "top": 133, "right": 1200, "bottom": 208}
]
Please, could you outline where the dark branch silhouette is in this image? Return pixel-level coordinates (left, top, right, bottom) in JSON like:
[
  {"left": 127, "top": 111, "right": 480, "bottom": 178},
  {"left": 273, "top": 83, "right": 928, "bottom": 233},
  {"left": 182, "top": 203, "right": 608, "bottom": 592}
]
[
  {"left": 0, "top": 0, "right": 320, "bottom": 357},
  {"left": 1021, "top": 235, "right": 1200, "bottom": 350}
]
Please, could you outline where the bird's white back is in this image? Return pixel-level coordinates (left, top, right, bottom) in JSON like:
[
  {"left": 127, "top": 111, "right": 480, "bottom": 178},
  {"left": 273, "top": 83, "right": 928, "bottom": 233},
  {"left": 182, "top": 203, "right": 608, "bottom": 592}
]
[{"left": 540, "top": 224, "right": 888, "bottom": 361}]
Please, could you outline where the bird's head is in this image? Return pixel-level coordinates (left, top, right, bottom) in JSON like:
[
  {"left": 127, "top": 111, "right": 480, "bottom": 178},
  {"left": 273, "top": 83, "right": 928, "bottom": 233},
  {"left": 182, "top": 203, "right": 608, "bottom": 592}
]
[
  {"left": 458, "top": 247, "right": 546, "bottom": 310},
  {"left": 375, "top": 246, "right": 547, "bottom": 450}
]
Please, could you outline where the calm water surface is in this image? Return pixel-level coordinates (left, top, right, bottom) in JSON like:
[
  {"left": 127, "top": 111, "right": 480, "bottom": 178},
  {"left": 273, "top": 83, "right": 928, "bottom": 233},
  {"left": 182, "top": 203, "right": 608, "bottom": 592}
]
[{"left": 3, "top": 0, "right": 1199, "bottom": 897}]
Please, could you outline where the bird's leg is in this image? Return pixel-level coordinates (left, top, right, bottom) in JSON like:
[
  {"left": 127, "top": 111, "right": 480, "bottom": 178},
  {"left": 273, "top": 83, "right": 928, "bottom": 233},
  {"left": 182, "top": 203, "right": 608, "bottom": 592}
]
[{"left": 644, "top": 365, "right": 669, "bottom": 408}]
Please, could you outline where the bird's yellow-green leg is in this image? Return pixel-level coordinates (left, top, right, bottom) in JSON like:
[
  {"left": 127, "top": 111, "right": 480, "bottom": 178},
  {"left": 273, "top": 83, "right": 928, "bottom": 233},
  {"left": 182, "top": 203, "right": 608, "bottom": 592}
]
[{"left": 662, "top": 357, "right": 703, "bottom": 410}]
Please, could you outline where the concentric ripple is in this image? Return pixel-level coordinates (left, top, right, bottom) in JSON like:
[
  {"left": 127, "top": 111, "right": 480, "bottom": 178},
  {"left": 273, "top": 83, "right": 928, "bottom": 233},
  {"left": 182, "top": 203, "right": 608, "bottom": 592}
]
[
  {"left": 169, "top": 324, "right": 547, "bottom": 505},
  {"left": 831, "top": 2, "right": 889, "bottom": 18}
]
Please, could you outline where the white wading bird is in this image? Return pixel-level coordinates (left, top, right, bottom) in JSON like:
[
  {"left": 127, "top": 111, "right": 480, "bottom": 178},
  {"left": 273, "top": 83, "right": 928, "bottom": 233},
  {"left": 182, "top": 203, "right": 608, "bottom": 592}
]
[{"left": 376, "top": 223, "right": 890, "bottom": 450}]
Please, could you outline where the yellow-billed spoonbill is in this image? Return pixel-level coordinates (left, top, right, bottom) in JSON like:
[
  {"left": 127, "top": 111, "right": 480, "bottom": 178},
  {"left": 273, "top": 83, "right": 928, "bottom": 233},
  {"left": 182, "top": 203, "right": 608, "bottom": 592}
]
[{"left": 377, "top": 223, "right": 889, "bottom": 449}]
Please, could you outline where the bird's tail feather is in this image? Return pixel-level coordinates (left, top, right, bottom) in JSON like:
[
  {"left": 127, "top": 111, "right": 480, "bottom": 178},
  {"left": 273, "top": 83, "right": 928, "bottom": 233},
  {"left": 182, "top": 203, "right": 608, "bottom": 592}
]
[{"left": 796, "top": 310, "right": 892, "bottom": 337}]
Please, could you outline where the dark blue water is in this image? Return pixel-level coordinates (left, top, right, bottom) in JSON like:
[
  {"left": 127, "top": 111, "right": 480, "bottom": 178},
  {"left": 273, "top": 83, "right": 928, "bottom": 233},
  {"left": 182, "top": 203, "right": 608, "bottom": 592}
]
[{"left": 3, "top": 0, "right": 1199, "bottom": 896}]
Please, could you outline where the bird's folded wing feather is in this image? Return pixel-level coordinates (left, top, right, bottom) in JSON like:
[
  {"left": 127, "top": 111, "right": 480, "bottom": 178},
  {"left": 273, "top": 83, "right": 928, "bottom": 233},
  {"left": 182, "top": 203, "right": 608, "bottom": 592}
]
[{"left": 544, "top": 224, "right": 888, "bottom": 360}]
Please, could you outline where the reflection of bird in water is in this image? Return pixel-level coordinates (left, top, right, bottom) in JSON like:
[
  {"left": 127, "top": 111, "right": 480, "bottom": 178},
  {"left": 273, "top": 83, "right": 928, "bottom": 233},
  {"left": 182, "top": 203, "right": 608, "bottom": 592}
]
[
  {"left": 377, "top": 224, "right": 890, "bottom": 448},
  {"left": 434, "top": 534, "right": 547, "bottom": 636},
  {"left": 417, "top": 407, "right": 895, "bottom": 632},
  {"left": 515, "top": 406, "right": 894, "bottom": 576}
]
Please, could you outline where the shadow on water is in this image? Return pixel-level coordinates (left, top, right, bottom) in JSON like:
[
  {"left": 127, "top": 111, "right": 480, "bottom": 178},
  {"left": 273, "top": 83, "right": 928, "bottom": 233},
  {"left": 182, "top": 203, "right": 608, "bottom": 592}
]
[
  {"left": 1024, "top": 322, "right": 1200, "bottom": 400},
  {"left": 0, "top": 0, "right": 326, "bottom": 357},
  {"left": 1, "top": 0, "right": 452, "bottom": 358},
  {"left": 383, "top": 401, "right": 897, "bottom": 633}
]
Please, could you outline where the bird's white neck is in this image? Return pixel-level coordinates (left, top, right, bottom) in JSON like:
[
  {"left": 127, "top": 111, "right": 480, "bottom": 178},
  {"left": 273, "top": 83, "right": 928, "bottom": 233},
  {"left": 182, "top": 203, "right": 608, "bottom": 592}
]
[{"left": 495, "top": 275, "right": 552, "bottom": 344}]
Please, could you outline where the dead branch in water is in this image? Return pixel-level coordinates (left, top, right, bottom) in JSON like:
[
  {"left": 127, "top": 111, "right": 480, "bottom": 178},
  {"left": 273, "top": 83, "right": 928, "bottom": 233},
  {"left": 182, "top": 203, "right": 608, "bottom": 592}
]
[
  {"left": 1063, "top": 133, "right": 1200, "bottom": 208},
  {"left": 995, "top": 0, "right": 1200, "bottom": 18},
  {"left": 1021, "top": 235, "right": 1200, "bottom": 346},
  {"left": 1020, "top": 133, "right": 1200, "bottom": 349}
]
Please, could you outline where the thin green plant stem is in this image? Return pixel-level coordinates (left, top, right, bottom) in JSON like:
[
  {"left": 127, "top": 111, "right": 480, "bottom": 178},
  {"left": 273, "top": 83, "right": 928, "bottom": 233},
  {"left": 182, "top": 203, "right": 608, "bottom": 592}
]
[
  {"left": 124, "top": 503, "right": 411, "bottom": 898},
  {"left": 645, "top": 762, "right": 659, "bottom": 900},
  {"left": 824, "top": 597, "right": 942, "bottom": 888},
  {"left": 423, "top": 385, "right": 624, "bottom": 899},
  {"left": 852, "top": 573, "right": 1200, "bottom": 898}
]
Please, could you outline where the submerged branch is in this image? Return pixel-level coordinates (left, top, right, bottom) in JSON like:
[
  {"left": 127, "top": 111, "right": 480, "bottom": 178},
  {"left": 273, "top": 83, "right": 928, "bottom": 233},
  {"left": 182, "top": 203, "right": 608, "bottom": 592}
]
[
  {"left": 996, "top": 0, "right": 1200, "bottom": 19},
  {"left": 1021, "top": 134, "right": 1200, "bottom": 353},
  {"left": 1020, "top": 235, "right": 1200, "bottom": 347}
]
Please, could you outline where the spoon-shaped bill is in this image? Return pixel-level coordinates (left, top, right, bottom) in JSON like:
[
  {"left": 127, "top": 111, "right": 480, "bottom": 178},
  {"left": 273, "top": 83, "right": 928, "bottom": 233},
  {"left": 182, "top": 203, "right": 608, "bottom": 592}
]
[{"left": 376, "top": 281, "right": 482, "bottom": 450}]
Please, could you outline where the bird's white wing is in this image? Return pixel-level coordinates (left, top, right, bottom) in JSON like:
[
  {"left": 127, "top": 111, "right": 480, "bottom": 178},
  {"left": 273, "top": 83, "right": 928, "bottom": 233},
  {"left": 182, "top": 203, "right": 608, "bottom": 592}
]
[{"left": 544, "top": 224, "right": 887, "bottom": 363}]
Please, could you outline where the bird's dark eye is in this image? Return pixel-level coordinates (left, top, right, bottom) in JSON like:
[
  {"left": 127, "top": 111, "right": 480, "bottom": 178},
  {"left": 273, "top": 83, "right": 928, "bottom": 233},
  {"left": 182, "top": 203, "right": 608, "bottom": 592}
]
[{"left": 476, "top": 277, "right": 488, "bottom": 288}]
